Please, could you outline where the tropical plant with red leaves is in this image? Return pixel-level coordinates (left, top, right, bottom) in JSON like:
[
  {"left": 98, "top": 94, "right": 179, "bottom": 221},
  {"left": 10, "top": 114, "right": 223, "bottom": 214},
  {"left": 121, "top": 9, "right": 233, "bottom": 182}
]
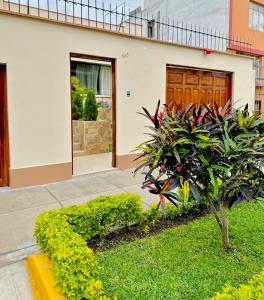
[{"left": 135, "top": 100, "right": 264, "bottom": 251}]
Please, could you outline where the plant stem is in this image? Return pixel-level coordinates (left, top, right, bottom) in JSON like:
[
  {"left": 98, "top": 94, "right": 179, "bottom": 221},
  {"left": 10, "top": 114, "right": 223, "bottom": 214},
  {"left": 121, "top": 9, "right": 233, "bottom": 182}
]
[
  {"left": 210, "top": 201, "right": 232, "bottom": 251},
  {"left": 219, "top": 201, "right": 232, "bottom": 251}
]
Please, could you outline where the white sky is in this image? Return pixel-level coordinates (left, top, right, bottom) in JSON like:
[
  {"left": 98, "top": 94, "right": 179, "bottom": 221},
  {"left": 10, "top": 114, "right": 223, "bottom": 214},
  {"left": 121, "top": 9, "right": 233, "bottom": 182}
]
[
  {"left": 16, "top": 0, "right": 143, "bottom": 15},
  {"left": 101, "top": 0, "right": 143, "bottom": 10}
]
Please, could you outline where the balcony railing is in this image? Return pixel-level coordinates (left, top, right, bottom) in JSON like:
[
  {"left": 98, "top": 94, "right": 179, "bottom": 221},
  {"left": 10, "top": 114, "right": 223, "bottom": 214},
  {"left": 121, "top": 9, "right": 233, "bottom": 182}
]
[
  {"left": 255, "top": 94, "right": 264, "bottom": 116},
  {"left": 254, "top": 64, "right": 264, "bottom": 87},
  {"left": 1, "top": 0, "right": 252, "bottom": 54}
]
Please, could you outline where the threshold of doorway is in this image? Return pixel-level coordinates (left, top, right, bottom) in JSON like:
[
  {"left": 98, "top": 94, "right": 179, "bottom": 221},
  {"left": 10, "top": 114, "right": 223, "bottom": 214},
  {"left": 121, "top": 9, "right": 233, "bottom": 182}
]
[{"left": 73, "top": 167, "right": 115, "bottom": 177}]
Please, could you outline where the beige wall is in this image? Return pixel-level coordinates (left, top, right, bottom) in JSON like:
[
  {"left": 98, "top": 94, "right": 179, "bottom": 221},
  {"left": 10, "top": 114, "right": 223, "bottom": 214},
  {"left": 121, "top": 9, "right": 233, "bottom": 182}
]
[{"left": 0, "top": 12, "right": 255, "bottom": 176}]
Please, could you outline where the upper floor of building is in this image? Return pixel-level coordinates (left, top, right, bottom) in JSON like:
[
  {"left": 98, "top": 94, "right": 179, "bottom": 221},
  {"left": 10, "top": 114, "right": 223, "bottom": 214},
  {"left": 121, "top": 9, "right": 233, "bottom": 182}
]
[{"left": 144, "top": 0, "right": 264, "bottom": 55}]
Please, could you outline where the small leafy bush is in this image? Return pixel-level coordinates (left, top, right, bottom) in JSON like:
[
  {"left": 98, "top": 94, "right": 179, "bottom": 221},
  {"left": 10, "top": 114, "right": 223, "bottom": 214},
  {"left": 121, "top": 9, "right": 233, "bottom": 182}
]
[
  {"left": 34, "top": 211, "right": 103, "bottom": 300},
  {"left": 71, "top": 76, "right": 85, "bottom": 120},
  {"left": 83, "top": 88, "right": 98, "bottom": 121},
  {"left": 136, "top": 101, "right": 264, "bottom": 250},
  {"left": 34, "top": 193, "right": 143, "bottom": 300},
  {"left": 61, "top": 193, "right": 143, "bottom": 241},
  {"left": 211, "top": 269, "right": 264, "bottom": 299},
  {"left": 34, "top": 193, "right": 206, "bottom": 299}
]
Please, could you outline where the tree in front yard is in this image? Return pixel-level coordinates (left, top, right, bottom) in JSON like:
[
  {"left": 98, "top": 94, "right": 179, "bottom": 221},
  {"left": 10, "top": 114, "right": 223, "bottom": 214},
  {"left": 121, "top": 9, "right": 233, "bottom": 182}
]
[
  {"left": 83, "top": 88, "right": 98, "bottom": 121},
  {"left": 135, "top": 101, "right": 264, "bottom": 251}
]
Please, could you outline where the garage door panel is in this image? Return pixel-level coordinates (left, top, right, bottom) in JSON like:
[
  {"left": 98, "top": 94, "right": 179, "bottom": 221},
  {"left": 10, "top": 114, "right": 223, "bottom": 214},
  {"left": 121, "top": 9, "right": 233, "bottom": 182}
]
[
  {"left": 220, "top": 91, "right": 227, "bottom": 107},
  {"left": 192, "top": 89, "right": 199, "bottom": 105},
  {"left": 167, "top": 67, "right": 231, "bottom": 109},
  {"left": 214, "top": 90, "right": 221, "bottom": 104},
  {"left": 184, "top": 88, "right": 192, "bottom": 103},
  {"left": 206, "top": 89, "right": 214, "bottom": 105},
  {"left": 168, "top": 72, "right": 183, "bottom": 84},
  {"left": 201, "top": 76, "right": 214, "bottom": 86},
  {"left": 175, "top": 88, "right": 184, "bottom": 103},
  {"left": 200, "top": 89, "right": 213, "bottom": 106},
  {"left": 215, "top": 77, "right": 226, "bottom": 87},
  {"left": 167, "top": 87, "right": 175, "bottom": 103},
  {"left": 185, "top": 74, "right": 199, "bottom": 85}
]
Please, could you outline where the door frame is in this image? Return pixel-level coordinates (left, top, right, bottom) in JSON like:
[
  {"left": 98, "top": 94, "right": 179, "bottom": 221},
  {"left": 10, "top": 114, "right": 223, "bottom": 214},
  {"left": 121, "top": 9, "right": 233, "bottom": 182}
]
[
  {"left": 166, "top": 64, "right": 233, "bottom": 107},
  {"left": 69, "top": 53, "right": 117, "bottom": 174},
  {"left": 0, "top": 64, "right": 10, "bottom": 187}
]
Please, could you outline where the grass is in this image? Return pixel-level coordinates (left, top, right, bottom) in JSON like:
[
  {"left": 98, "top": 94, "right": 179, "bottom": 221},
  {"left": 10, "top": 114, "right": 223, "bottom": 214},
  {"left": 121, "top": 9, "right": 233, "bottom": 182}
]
[{"left": 96, "top": 202, "right": 264, "bottom": 300}]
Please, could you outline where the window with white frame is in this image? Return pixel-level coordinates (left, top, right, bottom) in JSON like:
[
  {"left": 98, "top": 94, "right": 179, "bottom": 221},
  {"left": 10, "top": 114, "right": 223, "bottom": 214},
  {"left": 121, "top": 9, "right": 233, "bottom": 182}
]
[
  {"left": 249, "top": 2, "right": 264, "bottom": 32},
  {"left": 71, "top": 61, "right": 112, "bottom": 96}
]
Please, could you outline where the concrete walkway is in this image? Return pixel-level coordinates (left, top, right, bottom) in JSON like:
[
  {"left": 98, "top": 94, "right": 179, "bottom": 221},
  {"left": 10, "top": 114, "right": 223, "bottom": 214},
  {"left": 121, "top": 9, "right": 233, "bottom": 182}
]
[{"left": 0, "top": 169, "right": 157, "bottom": 299}]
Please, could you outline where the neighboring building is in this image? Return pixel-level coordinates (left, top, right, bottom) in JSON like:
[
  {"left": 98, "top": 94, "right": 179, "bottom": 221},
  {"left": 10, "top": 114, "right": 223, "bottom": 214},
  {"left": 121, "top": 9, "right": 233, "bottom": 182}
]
[
  {"left": 144, "top": 0, "right": 264, "bottom": 115},
  {"left": 231, "top": 0, "right": 264, "bottom": 116},
  {"left": 144, "top": 0, "right": 230, "bottom": 33},
  {"left": 0, "top": 1, "right": 255, "bottom": 188}
]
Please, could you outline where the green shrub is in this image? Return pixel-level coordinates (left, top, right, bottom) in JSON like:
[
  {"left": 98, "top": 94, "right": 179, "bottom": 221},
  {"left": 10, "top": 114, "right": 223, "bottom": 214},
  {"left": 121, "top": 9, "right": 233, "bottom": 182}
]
[
  {"left": 142, "top": 202, "right": 203, "bottom": 223},
  {"left": 34, "top": 193, "right": 205, "bottom": 299},
  {"left": 136, "top": 101, "right": 264, "bottom": 251},
  {"left": 211, "top": 269, "right": 264, "bottom": 299},
  {"left": 83, "top": 89, "right": 98, "bottom": 121},
  {"left": 34, "top": 211, "right": 103, "bottom": 300},
  {"left": 34, "top": 193, "right": 143, "bottom": 299},
  {"left": 61, "top": 193, "right": 143, "bottom": 241},
  {"left": 71, "top": 76, "right": 85, "bottom": 120}
]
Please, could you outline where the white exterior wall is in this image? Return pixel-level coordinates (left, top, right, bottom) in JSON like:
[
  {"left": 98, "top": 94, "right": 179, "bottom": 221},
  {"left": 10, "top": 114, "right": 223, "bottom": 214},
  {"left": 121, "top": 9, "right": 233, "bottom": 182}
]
[
  {"left": 0, "top": 13, "right": 255, "bottom": 172},
  {"left": 144, "top": 0, "right": 230, "bottom": 33}
]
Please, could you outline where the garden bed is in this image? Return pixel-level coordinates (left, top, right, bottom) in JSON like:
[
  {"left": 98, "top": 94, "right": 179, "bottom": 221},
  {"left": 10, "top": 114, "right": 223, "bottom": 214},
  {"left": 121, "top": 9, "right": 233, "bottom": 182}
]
[
  {"left": 32, "top": 193, "right": 264, "bottom": 299},
  {"left": 96, "top": 202, "right": 264, "bottom": 299},
  {"left": 88, "top": 208, "right": 208, "bottom": 252}
]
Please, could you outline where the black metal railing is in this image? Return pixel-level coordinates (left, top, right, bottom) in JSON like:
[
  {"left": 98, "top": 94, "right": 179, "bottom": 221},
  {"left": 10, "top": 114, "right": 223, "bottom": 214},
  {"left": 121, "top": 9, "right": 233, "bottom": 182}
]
[
  {"left": 2, "top": 0, "right": 252, "bottom": 53},
  {"left": 255, "top": 95, "right": 264, "bottom": 116}
]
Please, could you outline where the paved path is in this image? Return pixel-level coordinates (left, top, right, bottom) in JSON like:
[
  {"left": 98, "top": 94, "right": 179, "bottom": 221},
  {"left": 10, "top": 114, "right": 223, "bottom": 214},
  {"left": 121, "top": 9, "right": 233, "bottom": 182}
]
[{"left": 0, "top": 169, "right": 157, "bottom": 299}]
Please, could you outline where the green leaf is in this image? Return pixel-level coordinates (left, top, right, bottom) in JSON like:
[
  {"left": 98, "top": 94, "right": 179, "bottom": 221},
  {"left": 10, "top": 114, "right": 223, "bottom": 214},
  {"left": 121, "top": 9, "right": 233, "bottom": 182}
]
[{"left": 196, "top": 134, "right": 210, "bottom": 141}]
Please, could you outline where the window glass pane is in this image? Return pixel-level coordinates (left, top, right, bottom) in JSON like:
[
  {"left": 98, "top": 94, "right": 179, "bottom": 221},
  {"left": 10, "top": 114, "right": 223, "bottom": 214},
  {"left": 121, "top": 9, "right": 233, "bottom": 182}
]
[
  {"left": 75, "top": 63, "right": 100, "bottom": 94},
  {"left": 99, "top": 66, "right": 112, "bottom": 96},
  {"left": 260, "top": 8, "right": 264, "bottom": 31},
  {"left": 249, "top": 6, "right": 253, "bottom": 27},
  {"left": 72, "top": 63, "right": 111, "bottom": 96},
  {"left": 249, "top": 1, "right": 264, "bottom": 32}
]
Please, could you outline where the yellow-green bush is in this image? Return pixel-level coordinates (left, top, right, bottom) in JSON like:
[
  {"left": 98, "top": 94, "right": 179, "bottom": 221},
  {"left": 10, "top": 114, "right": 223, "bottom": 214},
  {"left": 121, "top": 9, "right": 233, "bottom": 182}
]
[
  {"left": 34, "top": 193, "right": 143, "bottom": 299},
  {"left": 211, "top": 269, "right": 264, "bottom": 300},
  {"left": 61, "top": 193, "right": 143, "bottom": 241},
  {"left": 34, "top": 193, "right": 201, "bottom": 299}
]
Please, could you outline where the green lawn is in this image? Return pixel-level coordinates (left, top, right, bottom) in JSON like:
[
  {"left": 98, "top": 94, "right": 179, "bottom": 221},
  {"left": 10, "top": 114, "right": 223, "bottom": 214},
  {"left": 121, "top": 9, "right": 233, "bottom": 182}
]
[{"left": 96, "top": 202, "right": 264, "bottom": 300}]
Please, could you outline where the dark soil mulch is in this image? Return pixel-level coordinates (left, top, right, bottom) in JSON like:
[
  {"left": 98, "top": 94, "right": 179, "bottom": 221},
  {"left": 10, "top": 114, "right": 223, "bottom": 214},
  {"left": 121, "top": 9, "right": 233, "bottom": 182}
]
[{"left": 88, "top": 207, "right": 209, "bottom": 252}]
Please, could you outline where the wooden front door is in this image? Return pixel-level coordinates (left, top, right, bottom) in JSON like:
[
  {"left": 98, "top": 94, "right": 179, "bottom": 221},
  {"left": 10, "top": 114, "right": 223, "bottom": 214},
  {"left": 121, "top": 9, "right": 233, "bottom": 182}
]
[
  {"left": 0, "top": 65, "right": 9, "bottom": 187},
  {"left": 166, "top": 67, "right": 231, "bottom": 108}
]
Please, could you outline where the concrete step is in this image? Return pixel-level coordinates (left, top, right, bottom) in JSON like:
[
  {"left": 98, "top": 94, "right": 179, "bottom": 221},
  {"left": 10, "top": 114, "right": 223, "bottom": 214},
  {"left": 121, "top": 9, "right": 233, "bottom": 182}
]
[
  {"left": 73, "top": 150, "right": 86, "bottom": 157},
  {"left": 73, "top": 142, "right": 81, "bottom": 151}
]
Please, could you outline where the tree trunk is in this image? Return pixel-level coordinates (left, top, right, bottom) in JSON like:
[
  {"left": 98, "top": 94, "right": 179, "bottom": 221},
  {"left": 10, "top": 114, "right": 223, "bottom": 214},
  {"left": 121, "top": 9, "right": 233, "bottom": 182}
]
[
  {"left": 210, "top": 201, "right": 232, "bottom": 251},
  {"left": 219, "top": 201, "right": 232, "bottom": 251}
]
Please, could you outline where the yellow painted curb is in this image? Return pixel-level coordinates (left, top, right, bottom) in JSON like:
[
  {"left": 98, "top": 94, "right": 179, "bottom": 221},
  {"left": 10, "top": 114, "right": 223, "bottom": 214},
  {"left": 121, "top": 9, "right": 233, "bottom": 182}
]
[{"left": 25, "top": 253, "right": 66, "bottom": 300}]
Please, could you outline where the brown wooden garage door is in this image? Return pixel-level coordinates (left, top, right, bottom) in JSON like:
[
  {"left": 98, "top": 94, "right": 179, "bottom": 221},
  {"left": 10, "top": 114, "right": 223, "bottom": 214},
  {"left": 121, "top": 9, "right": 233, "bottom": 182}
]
[{"left": 166, "top": 67, "right": 231, "bottom": 108}]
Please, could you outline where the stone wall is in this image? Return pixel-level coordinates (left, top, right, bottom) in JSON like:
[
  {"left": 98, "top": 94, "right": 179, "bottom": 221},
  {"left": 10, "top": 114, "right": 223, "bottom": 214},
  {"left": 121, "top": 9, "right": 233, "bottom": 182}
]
[
  {"left": 73, "top": 107, "right": 112, "bottom": 156},
  {"left": 98, "top": 107, "right": 111, "bottom": 122}
]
